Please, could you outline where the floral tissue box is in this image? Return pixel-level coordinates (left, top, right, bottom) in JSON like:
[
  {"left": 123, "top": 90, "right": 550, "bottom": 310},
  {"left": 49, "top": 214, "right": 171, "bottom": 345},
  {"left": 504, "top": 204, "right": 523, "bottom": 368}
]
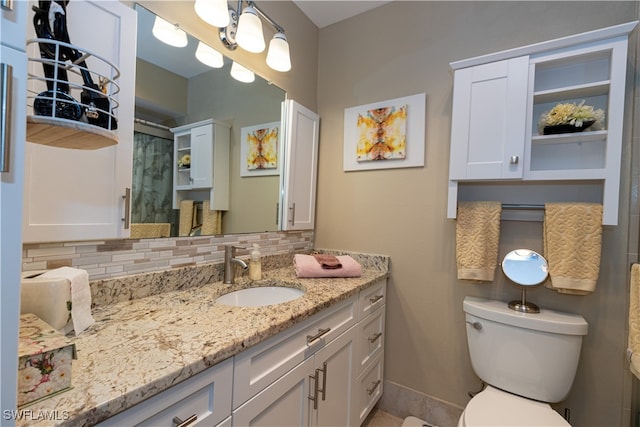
[{"left": 18, "top": 313, "right": 76, "bottom": 407}]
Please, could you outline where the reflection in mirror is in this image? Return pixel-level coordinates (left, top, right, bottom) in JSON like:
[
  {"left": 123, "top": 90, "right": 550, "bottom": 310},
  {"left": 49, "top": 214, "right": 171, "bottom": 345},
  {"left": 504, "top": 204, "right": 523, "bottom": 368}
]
[
  {"left": 502, "top": 249, "right": 548, "bottom": 314},
  {"left": 132, "top": 4, "right": 286, "bottom": 238}
]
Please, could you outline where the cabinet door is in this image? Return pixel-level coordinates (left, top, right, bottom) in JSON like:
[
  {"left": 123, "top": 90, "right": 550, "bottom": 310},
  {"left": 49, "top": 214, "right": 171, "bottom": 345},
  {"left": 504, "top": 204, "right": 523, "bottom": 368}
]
[
  {"left": 0, "top": 41, "right": 27, "bottom": 424},
  {"left": 449, "top": 56, "right": 528, "bottom": 180},
  {"left": 281, "top": 100, "right": 319, "bottom": 230},
  {"left": 22, "top": 0, "right": 136, "bottom": 242},
  {"left": 1, "top": 0, "right": 27, "bottom": 51},
  {"left": 312, "top": 326, "right": 358, "bottom": 427},
  {"left": 233, "top": 357, "right": 314, "bottom": 426},
  {"left": 190, "top": 124, "right": 213, "bottom": 189}
]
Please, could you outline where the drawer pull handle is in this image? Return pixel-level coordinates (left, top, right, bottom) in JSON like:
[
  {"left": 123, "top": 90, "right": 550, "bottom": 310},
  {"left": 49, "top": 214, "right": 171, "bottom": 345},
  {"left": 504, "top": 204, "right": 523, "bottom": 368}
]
[
  {"left": 369, "top": 294, "right": 384, "bottom": 304},
  {"left": 307, "top": 327, "right": 331, "bottom": 344},
  {"left": 309, "top": 370, "right": 319, "bottom": 409},
  {"left": 173, "top": 414, "right": 197, "bottom": 427},
  {"left": 317, "top": 361, "right": 327, "bottom": 401},
  {"left": 367, "top": 380, "right": 381, "bottom": 395},
  {"left": 368, "top": 332, "right": 383, "bottom": 343}
]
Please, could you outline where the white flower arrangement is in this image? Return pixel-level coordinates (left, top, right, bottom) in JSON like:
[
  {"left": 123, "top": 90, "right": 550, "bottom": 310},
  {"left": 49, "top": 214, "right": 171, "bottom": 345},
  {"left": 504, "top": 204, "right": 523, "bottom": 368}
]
[{"left": 538, "top": 101, "right": 605, "bottom": 133}]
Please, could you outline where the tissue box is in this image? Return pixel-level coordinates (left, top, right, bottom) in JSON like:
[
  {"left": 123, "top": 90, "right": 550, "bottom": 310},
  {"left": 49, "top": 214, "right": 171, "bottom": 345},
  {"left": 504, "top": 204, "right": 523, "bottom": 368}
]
[{"left": 17, "top": 314, "right": 76, "bottom": 407}]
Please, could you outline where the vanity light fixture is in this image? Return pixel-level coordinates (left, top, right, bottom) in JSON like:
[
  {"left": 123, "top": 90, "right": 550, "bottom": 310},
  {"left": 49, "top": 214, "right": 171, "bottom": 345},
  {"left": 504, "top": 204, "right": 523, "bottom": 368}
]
[
  {"left": 195, "top": 41, "right": 224, "bottom": 68},
  {"left": 196, "top": 0, "right": 292, "bottom": 72},
  {"left": 230, "top": 61, "right": 255, "bottom": 83},
  {"left": 152, "top": 15, "right": 188, "bottom": 47}
]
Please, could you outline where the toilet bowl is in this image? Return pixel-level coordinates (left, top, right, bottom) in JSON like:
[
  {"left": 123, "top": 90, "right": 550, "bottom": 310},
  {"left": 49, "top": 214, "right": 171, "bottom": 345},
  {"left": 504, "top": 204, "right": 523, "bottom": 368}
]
[{"left": 458, "top": 386, "right": 569, "bottom": 427}]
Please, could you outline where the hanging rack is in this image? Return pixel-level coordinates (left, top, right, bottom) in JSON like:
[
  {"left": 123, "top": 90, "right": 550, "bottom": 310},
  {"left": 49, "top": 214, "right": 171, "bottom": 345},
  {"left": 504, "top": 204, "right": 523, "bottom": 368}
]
[{"left": 501, "top": 203, "right": 545, "bottom": 211}]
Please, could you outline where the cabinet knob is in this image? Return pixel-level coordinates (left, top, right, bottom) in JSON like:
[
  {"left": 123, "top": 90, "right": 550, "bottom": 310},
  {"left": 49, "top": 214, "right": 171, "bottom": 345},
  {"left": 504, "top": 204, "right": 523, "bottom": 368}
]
[{"left": 509, "top": 155, "right": 519, "bottom": 165}]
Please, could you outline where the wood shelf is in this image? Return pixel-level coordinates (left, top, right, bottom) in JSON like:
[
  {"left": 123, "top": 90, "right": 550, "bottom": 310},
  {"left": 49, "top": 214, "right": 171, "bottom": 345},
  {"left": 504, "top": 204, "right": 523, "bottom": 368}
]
[{"left": 26, "top": 115, "right": 118, "bottom": 150}]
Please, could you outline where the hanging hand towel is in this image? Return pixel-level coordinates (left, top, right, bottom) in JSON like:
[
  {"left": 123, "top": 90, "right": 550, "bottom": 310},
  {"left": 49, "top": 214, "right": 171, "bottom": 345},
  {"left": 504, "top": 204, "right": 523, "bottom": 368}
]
[
  {"left": 543, "top": 202, "right": 602, "bottom": 295},
  {"left": 628, "top": 264, "right": 640, "bottom": 380},
  {"left": 455, "top": 201, "right": 502, "bottom": 282},
  {"left": 294, "top": 254, "right": 362, "bottom": 278},
  {"left": 178, "top": 200, "right": 195, "bottom": 237},
  {"left": 202, "top": 200, "right": 222, "bottom": 235},
  {"left": 39, "top": 267, "right": 94, "bottom": 335}
]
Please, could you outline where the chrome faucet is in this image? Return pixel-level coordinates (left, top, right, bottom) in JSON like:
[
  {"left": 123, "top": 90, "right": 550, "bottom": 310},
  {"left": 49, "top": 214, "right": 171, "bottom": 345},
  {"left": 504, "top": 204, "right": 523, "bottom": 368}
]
[{"left": 223, "top": 245, "right": 248, "bottom": 284}]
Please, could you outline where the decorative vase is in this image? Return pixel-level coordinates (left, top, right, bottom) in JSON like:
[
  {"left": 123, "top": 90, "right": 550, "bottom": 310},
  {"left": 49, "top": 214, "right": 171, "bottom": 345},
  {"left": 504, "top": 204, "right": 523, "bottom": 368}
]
[{"left": 542, "top": 120, "right": 595, "bottom": 135}]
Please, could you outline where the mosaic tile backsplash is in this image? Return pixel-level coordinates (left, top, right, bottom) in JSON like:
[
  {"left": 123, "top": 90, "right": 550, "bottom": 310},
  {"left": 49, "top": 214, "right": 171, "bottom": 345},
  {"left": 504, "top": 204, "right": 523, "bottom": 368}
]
[{"left": 22, "top": 231, "right": 314, "bottom": 282}]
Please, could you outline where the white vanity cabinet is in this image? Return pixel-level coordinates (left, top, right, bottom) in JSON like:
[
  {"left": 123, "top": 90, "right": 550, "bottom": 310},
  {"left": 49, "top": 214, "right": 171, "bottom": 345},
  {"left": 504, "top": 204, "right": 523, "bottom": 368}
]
[
  {"left": 447, "top": 22, "right": 637, "bottom": 225},
  {"left": 22, "top": 0, "right": 137, "bottom": 242},
  {"left": 171, "top": 119, "right": 230, "bottom": 211},
  {"left": 233, "top": 279, "right": 387, "bottom": 426},
  {"left": 280, "top": 100, "right": 320, "bottom": 231},
  {"left": 96, "top": 358, "right": 233, "bottom": 427}
]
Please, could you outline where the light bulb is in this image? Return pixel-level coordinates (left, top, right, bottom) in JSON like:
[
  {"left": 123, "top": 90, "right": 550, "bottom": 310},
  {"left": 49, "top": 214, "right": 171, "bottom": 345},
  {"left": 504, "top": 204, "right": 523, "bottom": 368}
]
[
  {"left": 230, "top": 61, "right": 255, "bottom": 83},
  {"left": 266, "top": 32, "right": 291, "bottom": 72},
  {"left": 236, "top": 6, "right": 265, "bottom": 53},
  {"left": 195, "top": 42, "right": 224, "bottom": 68},
  {"left": 152, "top": 16, "right": 187, "bottom": 47},
  {"left": 194, "top": 0, "right": 230, "bottom": 28}
]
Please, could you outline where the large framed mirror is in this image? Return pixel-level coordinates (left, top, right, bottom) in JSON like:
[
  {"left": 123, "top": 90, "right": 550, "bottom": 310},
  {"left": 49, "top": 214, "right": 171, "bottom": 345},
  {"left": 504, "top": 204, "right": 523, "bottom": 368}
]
[{"left": 133, "top": 4, "right": 286, "bottom": 238}]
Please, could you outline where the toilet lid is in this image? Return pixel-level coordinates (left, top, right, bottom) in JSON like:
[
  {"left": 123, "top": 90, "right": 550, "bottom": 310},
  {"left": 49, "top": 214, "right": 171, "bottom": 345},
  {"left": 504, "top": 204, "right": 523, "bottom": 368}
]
[{"left": 462, "top": 386, "right": 570, "bottom": 426}]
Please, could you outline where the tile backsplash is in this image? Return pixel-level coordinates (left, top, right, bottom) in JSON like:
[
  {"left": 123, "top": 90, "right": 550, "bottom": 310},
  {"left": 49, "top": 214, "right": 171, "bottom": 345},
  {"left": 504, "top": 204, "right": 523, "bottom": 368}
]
[{"left": 23, "top": 231, "right": 314, "bottom": 281}]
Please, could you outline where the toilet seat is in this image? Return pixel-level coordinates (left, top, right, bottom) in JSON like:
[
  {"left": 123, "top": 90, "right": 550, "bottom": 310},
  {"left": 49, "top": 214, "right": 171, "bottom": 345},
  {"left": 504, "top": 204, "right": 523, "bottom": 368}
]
[{"left": 459, "top": 386, "right": 570, "bottom": 427}]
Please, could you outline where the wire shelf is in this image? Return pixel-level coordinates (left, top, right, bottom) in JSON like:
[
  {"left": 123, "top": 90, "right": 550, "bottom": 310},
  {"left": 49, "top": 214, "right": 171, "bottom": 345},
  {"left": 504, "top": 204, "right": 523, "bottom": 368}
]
[{"left": 26, "top": 38, "right": 121, "bottom": 149}]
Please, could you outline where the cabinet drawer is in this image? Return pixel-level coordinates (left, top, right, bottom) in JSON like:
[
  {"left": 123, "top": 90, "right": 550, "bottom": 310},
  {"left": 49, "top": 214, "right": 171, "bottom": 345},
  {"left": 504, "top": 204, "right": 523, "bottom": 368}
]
[
  {"left": 358, "top": 280, "right": 386, "bottom": 320},
  {"left": 97, "top": 358, "right": 233, "bottom": 427},
  {"left": 356, "top": 351, "right": 384, "bottom": 426},
  {"left": 357, "top": 305, "right": 385, "bottom": 375},
  {"left": 233, "top": 296, "right": 357, "bottom": 408}
]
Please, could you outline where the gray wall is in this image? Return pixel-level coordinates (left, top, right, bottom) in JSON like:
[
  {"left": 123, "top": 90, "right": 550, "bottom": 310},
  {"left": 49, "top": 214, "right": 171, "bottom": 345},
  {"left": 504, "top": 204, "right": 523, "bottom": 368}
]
[{"left": 314, "top": 2, "right": 639, "bottom": 426}]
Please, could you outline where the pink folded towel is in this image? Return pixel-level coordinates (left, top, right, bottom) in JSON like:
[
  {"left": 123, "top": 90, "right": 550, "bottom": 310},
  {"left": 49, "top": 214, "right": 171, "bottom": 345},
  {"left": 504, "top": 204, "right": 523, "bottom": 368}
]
[{"left": 294, "top": 254, "right": 362, "bottom": 278}]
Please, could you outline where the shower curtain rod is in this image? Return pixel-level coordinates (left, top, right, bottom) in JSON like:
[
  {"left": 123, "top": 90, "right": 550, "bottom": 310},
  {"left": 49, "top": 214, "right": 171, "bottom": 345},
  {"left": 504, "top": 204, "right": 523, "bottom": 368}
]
[{"left": 134, "top": 117, "right": 171, "bottom": 131}]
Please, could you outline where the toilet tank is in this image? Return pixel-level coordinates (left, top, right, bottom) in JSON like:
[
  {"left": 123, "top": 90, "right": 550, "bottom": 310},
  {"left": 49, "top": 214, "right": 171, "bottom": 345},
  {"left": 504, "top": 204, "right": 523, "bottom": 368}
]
[{"left": 463, "top": 296, "right": 588, "bottom": 403}]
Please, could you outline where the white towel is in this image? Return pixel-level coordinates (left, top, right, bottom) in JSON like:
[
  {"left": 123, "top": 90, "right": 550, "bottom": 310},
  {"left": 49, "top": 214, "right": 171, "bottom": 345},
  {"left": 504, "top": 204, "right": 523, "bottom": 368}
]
[
  {"left": 629, "top": 264, "right": 640, "bottom": 380},
  {"left": 40, "top": 267, "right": 94, "bottom": 335}
]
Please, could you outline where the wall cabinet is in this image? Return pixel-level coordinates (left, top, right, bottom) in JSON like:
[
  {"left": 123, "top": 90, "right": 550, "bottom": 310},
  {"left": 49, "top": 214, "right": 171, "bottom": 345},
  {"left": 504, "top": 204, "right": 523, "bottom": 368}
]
[
  {"left": 280, "top": 100, "right": 320, "bottom": 231},
  {"left": 171, "top": 119, "right": 230, "bottom": 211},
  {"left": 447, "top": 21, "right": 637, "bottom": 225},
  {"left": 1, "top": 1, "right": 28, "bottom": 419},
  {"left": 21, "top": 0, "right": 137, "bottom": 242}
]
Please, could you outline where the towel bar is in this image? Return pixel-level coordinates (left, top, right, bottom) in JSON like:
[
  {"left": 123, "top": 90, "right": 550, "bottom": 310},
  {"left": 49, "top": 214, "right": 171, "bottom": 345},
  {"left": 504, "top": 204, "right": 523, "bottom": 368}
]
[{"left": 501, "top": 203, "right": 544, "bottom": 210}]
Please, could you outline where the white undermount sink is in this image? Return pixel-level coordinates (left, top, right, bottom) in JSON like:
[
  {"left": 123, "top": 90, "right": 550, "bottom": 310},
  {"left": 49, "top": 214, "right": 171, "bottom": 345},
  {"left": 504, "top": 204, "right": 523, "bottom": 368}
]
[{"left": 215, "top": 286, "right": 305, "bottom": 307}]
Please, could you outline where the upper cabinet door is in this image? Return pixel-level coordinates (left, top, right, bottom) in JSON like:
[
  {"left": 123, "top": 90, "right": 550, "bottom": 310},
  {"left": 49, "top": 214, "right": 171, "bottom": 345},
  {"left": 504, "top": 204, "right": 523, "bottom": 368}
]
[
  {"left": 281, "top": 100, "right": 320, "bottom": 231},
  {"left": 22, "top": 0, "right": 136, "bottom": 243},
  {"left": 449, "top": 56, "right": 529, "bottom": 180},
  {"left": 1, "top": 0, "right": 27, "bottom": 52}
]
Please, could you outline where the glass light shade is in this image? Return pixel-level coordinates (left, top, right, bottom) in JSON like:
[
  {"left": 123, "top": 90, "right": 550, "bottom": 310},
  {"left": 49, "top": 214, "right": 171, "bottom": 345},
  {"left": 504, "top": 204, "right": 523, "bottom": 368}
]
[
  {"left": 152, "top": 16, "right": 187, "bottom": 47},
  {"left": 194, "top": 0, "right": 230, "bottom": 28},
  {"left": 236, "top": 6, "right": 265, "bottom": 53},
  {"left": 230, "top": 61, "right": 255, "bottom": 83},
  {"left": 266, "top": 32, "right": 291, "bottom": 72},
  {"left": 195, "top": 42, "right": 224, "bottom": 68}
]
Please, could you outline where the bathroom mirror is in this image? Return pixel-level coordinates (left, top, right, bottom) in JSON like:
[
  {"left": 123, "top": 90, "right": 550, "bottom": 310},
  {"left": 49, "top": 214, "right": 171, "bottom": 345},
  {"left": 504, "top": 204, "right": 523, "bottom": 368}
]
[
  {"left": 133, "top": 4, "right": 286, "bottom": 237},
  {"left": 502, "top": 249, "right": 548, "bottom": 313}
]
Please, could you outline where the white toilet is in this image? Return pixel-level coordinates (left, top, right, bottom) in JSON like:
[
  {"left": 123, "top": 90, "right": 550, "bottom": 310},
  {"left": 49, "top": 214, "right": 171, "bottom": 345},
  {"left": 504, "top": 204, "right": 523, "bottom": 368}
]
[{"left": 459, "top": 296, "right": 588, "bottom": 426}]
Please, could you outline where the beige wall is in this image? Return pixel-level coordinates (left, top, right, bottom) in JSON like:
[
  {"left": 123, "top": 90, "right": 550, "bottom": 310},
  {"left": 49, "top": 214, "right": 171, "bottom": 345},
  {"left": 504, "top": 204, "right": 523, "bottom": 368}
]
[{"left": 315, "top": 2, "right": 639, "bottom": 426}]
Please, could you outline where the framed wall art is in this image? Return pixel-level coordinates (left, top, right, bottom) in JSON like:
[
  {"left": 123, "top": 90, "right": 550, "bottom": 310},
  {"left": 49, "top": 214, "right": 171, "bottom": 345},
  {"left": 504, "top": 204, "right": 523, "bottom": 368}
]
[
  {"left": 343, "top": 93, "right": 426, "bottom": 171},
  {"left": 240, "top": 121, "right": 280, "bottom": 177}
]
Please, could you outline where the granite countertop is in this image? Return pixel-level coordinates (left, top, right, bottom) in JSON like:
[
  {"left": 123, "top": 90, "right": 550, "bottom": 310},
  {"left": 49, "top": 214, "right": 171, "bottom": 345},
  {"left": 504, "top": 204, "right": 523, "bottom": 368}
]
[{"left": 18, "top": 260, "right": 389, "bottom": 427}]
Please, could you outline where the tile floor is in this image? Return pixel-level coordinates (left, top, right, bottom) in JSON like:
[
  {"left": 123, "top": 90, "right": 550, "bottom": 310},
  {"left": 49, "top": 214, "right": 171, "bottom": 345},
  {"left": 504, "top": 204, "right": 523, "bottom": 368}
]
[{"left": 362, "top": 407, "right": 404, "bottom": 427}]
